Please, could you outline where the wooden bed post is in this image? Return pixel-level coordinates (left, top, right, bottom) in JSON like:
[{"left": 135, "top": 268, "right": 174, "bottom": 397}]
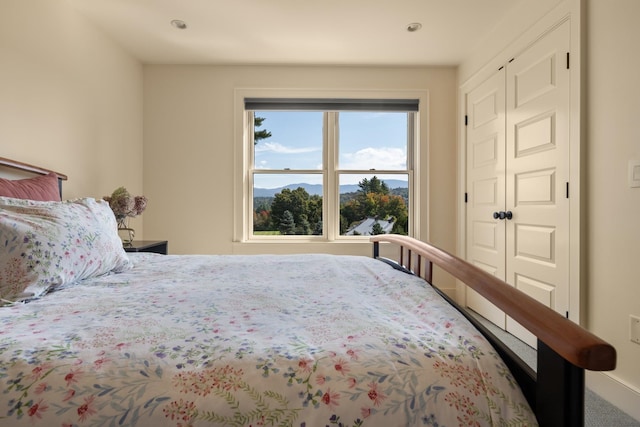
[{"left": 536, "top": 340, "right": 585, "bottom": 427}]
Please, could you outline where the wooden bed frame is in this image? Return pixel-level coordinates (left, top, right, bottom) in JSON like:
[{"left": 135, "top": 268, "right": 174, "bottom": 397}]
[
  {"left": 1, "top": 156, "right": 615, "bottom": 426},
  {"left": 371, "top": 234, "right": 616, "bottom": 427}
]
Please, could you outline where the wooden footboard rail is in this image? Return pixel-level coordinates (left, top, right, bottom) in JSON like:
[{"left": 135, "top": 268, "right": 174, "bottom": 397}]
[{"left": 371, "top": 235, "right": 616, "bottom": 427}]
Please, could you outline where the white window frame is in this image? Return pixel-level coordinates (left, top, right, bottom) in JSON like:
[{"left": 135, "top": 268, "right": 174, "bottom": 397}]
[{"left": 233, "top": 89, "right": 424, "bottom": 244}]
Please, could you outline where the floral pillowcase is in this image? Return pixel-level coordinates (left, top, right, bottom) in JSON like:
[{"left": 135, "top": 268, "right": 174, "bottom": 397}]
[{"left": 0, "top": 197, "right": 132, "bottom": 302}]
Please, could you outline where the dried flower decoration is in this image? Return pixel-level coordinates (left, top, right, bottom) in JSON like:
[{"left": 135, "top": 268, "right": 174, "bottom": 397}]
[{"left": 103, "top": 187, "right": 147, "bottom": 222}]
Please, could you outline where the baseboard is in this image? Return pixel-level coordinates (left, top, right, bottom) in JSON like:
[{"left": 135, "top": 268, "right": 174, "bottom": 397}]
[
  {"left": 438, "top": 287, "right": 457, "bottom": 301},
  {"left": 586, "top": 371, "right": 640, "bottom": 422}
]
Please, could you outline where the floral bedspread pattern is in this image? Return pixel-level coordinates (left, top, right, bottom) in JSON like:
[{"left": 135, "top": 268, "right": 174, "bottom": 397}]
[{"left": 0, "top": 253, "right": 537, "bottom": 426}]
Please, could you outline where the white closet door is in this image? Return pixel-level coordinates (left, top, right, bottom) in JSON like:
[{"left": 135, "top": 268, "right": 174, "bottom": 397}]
[
  {"left": 465, "top": 69, "right": 507, "bottom": 328},
  {"left": 464, "top": 21, "right": 571, "bottom": 347},
  {"left": 504, "top": 21, "right": 571, "bottom": 346}
]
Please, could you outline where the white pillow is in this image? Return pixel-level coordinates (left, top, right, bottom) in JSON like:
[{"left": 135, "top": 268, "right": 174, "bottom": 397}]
[{"left": 0, "top": 197, "right": 131, "bottom": 301}]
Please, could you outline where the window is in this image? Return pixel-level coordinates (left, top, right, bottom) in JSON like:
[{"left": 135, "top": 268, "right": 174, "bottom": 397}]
[{"left": 240, "top": 95, "right": 421, "bottom": 241}]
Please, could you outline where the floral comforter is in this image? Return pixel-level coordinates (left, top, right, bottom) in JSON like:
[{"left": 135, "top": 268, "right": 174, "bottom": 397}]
[{"left": 0, "top": 253, "right": 537, "bottom": 427}]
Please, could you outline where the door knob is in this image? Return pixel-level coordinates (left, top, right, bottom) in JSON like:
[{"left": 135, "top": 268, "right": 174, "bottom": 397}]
[{"left": 493, "top": 211, "right": 513, "bottom": 220}]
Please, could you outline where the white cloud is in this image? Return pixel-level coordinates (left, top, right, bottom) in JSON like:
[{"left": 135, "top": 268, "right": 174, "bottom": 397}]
[
  {"left": 255, "top": 142, "right": 320, "bottom": 154},
  {"left": 341, "top": 147, "right": 406, "bottom": 170}
]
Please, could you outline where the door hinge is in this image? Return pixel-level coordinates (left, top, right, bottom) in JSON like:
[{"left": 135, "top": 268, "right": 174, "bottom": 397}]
[
  {"left": 566, "top": 311, "right": 569, "bottom": 319},
  {"left": 566, "top": 182, "right": 570, "bottom": 198},
  {"left": 464, "top": 115, "right": 468, "bottom": 126},
  {"left": 464, "top": 193, "right": 468, "bottom": 203},
  {"left": 566, "top": 52, "right": 570, "bottom": 69}
]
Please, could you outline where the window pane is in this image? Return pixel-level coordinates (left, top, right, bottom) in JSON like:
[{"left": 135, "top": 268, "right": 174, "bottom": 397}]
[
  {"left": 254, "top": 111, "right": 323, "bottom": 170},
  {"left": 338, "top": 112, "right": 407, "bottom": 171},
  {"left": 253, "top": 174, "right": 323, "bottom": 236},
  {"left": 339, "top": 174, "right": 409, "bottom": 236}
]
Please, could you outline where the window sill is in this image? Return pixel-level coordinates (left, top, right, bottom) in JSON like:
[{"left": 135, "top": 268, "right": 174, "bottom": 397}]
[{"left": 231, "top": 239, "right": 375, "bottom": 256}]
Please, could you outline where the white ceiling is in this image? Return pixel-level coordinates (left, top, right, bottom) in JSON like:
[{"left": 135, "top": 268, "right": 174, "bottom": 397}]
[{"left": 71, "top": 0, "right": 525, "bottom": 66}]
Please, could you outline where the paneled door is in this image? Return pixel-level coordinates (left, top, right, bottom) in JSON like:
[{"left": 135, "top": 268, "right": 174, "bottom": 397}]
[
  {"left": 465, "top": 21, "right": 571, "bottom": 346},
  {"left": 466, "top": 69, "right": 507, "bottom": 329}
]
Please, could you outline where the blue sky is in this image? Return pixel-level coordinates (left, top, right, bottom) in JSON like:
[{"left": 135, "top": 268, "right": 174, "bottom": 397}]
[{"left": 254, "top": 111, "right": 408, "bottom": 188}]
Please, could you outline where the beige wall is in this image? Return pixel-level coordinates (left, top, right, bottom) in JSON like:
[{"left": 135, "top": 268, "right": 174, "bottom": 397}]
[
  {"left": 584, "top": 0, "right": 640, "bottom": 419},
  {"left": 459, "top": 0, "right": 640, "bottom": 419},
  {"left": 0, "top": 0, "right": 144, "bottom": 228},
  {"left": 143, "top": 65, "right": 458, "bottom": 267}
]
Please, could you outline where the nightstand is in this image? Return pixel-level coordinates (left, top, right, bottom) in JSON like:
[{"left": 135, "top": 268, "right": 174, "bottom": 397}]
[{"left": 123, "top": 240, "right": 168, "bottom": 255}]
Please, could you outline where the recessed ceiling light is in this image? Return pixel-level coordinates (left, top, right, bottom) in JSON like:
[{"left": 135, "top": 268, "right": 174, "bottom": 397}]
[
  {"left": 171, "top": 19, "right": 187, "bottom": 30},
  {"left": 406, "top": 23, "right": 422, "bottom": 32}
]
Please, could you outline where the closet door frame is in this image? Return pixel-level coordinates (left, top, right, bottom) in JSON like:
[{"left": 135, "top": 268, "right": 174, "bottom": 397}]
[{"left": 457, "top": 3, "right": 583, "bottom": 325}]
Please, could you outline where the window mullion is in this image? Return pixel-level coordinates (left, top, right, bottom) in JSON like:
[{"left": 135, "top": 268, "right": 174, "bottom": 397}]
[
  {"left": 325, "top": 112, "right": 337, "bottom": 241},
  {"left": 247, "top": 111, "right": 256, "bottom": 240},
  {"left": 408, "top": 112, "right": 418, "bottom": 238}
]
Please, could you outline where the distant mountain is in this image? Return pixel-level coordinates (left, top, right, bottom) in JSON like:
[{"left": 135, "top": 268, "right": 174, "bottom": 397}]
[{"left": 254, "top": 180, "right": 408, "bottom": 197}]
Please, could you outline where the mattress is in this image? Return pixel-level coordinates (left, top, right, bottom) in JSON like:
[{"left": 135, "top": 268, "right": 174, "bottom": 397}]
[{"left": 0, "top": 252, "right": 537, "bottom": 426}]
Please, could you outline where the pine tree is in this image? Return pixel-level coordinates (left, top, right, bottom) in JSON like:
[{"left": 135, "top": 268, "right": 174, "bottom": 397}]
[
  {"left": 279, "top": 210, "right": 296, "bottom": 235},
  {"left": 254, "top": 116, "right": 272, "bottom": 144},
  {"left": 372, "top": 221, "right": 385, "bottom": 235}
]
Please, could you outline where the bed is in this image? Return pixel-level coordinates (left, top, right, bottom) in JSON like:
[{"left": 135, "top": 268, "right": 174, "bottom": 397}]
[{"left": 0, "top": 157, "right": 616, "bottom": 427}]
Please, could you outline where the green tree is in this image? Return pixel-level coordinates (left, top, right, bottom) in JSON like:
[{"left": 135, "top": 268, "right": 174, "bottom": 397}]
[
  {"left": 279, "top": 210, "right": 296, "bottom": 235},
  {"left": 371, "top": 221, "right": 385, "bottom": 235},
  {"left": 358, "top": 176, "right": 389, "bottom": 195},
  {"left": 307, "top": 194, "right": 323, "bottom": 230},
  {"left": 297, "top": 214, "right": 311, "bottom": 235},
  {"left": 313, "top": 220, "right": 323, "bottom": 236},
  {"left": 271, "top": 187, "right": 314, "bottom": 235},
  {"left": 254, "top": 116, "right": 272, "bottom": 144},
  {"left": 384, "top": 195, "right": 408, "bottom": 234},
  {"left": 340, "top": 176, "right": 408, "bottom": 235}
]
